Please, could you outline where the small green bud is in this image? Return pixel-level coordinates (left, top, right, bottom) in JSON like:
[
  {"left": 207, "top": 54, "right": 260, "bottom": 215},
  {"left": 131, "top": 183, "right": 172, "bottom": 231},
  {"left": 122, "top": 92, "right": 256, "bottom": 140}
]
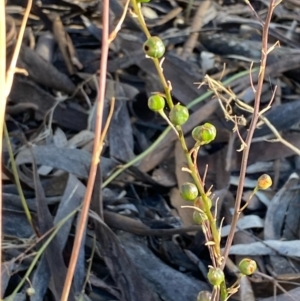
[
  {"left": 238, "top": 258, "right": 257, "bottom": 276},
  {"left": 181, "top": 182, "right": 198, "bottom": 201},
  {"left": 193, "top": 210, "right": 207, "bottom": 224},
  {"left": 148, "top": 94, "right": 165, "bottom": 112},
  {"left": 143, "top": 36, "right": 165, "bottom": 59},
  {"left": 192, "top": 123, "right": 217, "bottom": 145},
  {"left": 257, "top": 174, "right": 272, "bottom": 190},
  {"left": 207, "top": 267, "right": 225, "bottom": 286},
  {"left": 169, "top": 104, "right": 189, "bottom": 126},
  {"left": 197, "top": 291, "right": 212, "bottom": 301}
]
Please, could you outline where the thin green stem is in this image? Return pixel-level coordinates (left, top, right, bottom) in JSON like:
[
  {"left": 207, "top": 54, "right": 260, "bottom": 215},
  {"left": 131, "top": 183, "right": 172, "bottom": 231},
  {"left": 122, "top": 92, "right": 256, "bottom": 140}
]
[
  {"left": 6, "top": 206, "right": 79, "bottom": 301},
  {"left": 239, "top": 186, "right": 258, "bottom": 212},
  {"left": 131, "top": 1, "right": 174, "bottom": 110},
  {"left": 153, "top": 59, "right": 174, "bottom": 109},
  {"left": 159, "top": 110, "right": 178, "bottom": 136},
  {"left": 4, "top": 123, "right": 36, "bottom": 234},
  {"left": 177, "top": 129, "right": 221, "bottom": 260},
  {"left": 130, "top": 0, "right": 151, "bottom": 39}
]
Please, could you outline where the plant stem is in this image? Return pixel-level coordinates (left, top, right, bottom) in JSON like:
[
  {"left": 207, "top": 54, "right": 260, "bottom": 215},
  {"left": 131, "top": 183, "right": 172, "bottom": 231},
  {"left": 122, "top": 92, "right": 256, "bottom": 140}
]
[
  {"left": 131, "top": 1, "right": 173, "bottom": 110},
  {"left": 131, "top": 0, "right": 222, "bottom": 264},
  {"left": 153, "top": 59, "right": 174, "bottom": 109},
  {"left": 4, "top": 123, "right": 37, "bottom": 234},
  {"left": 7, "top": 207, "right": 79, "bottom": 301},
  {"left": 177, "top": 129, "right": 221, "bottom": 260},
  {"left": 61, "top": 0, "right": 109, "bottom": 299},
  {"left": 221, "top": 0, "right": 277, "bottom": 269},
  {"left": 130, "top": 0, "right": 151, "bottom": 39}
]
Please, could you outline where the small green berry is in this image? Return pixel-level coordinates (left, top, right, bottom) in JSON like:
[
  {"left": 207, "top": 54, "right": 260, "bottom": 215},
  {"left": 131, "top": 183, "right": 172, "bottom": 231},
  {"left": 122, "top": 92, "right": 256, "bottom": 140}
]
[
  {"left": 169, "top": 104, "right": 189, "bottom": 126},
  {"left": 197, "top": 291, "right": 212, "bottom": 301},
  {"left": 192, "top": 123, "right": 217, "bottom": 145},
  {"left": 257, "top": 174, "right": 272, "bottom": 190},
  {"left": 238, "top": 258, "right": 257, "bottom": 276},
  {"left": 181, "top": 182, "right": 198, "bottom": 201},
  {"left": 143, "top": 36, "right": 165, "bottom": 59},
  {"left": 193, "top": 211, "right": 207, "bottom": 224},
  {"left": 207, "top": 267, "right": 225, "bottom": 286},
  {"left": 148, "top": 94, "right": 165, "bottom": 112}
]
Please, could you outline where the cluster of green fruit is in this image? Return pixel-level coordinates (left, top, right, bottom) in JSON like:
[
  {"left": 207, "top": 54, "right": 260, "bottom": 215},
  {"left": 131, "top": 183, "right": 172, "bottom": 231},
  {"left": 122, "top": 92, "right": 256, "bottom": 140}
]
[{"left": 197, "top": 258, "right": 257, "bottom": 300}]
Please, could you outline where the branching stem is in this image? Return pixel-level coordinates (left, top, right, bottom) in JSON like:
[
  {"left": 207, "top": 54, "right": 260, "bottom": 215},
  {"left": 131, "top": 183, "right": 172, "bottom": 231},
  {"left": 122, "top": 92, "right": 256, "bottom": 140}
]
[{"left": 221, "top": 0, "right": 278, "bottom": 268}]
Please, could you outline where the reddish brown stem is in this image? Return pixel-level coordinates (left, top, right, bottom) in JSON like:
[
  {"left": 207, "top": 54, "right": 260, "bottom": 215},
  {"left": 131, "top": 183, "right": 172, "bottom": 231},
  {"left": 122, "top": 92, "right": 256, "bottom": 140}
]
[
  {"left": 60, "top": 1, "right": 109, "bottom": 300},
  {"left": 221, "top": 0, "right": 277, "bottom": 268}
]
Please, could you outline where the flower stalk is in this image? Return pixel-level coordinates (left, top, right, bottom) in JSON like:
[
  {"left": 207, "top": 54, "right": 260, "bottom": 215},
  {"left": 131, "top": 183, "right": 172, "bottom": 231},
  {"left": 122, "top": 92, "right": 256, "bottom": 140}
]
[{"left": 130, "top": 0, "right": 276, "bottom": 299}]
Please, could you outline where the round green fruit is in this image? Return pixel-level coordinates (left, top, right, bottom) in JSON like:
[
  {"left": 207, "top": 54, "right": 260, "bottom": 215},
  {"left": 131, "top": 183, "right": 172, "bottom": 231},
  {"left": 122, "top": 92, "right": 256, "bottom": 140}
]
[
  {"left": 197, "top": 291, "right": 212, "bottom": 301},
  {"left": 193, "top": 211, "right": 207, "bottom": 224},
  {"left": 148, "top": 94, "right": 165, "bottom": 112},
  {"left": 192, "top": 123, "right": 217, "bottom": 145},
  {"left": 143, "top": 36, "right": 165, "bottom": 59},
  {"left": 207, "top": 267, "right": 225, "bottom": 286},
  {"left": 238, "top": 258, "right": 257, "bottom": 276},
  {"left": 181, "top": 182, "right": 198, "bottom": 201},
  {"left": 169, "top": 104, "right": 189, "bottom": 126}
]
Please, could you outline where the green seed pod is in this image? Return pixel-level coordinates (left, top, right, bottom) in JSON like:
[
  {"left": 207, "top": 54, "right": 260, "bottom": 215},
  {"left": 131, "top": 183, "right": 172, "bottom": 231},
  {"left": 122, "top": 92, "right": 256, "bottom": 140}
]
[
  {"left": 207, "top": 267, "right": 225, "bottom": 286},
  {"left": 238, "top": 258, "right": 257, "bottom": 276},
  {"left": 169, "top": 104, "right": 189, "bottom": 126},
  {"left": 143, "top": 36, "right": 165, "bottom": 59},
  {"left": 192, "top": 123, "right": 217, "bottom": 145},
  {"left": 181, "top": 182, "right": 198, "bottom": 201},
  {"left": 257, "top": 174, "right": 272, "bottom": 190},
  {"left": 193, "top": 211, "right": 207, "bottom": 225},
  {"left": 148, "top": 94, "right": 165, "bottom": 112},
  {"left": 197, "top": 291, "right": 212, "bottom": 301}
]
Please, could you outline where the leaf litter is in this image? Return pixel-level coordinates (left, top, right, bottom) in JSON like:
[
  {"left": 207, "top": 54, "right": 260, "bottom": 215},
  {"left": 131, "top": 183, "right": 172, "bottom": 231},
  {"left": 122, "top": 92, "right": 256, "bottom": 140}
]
[{"left": 3, "top": 0, "right": 300, "bottom": 300}]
